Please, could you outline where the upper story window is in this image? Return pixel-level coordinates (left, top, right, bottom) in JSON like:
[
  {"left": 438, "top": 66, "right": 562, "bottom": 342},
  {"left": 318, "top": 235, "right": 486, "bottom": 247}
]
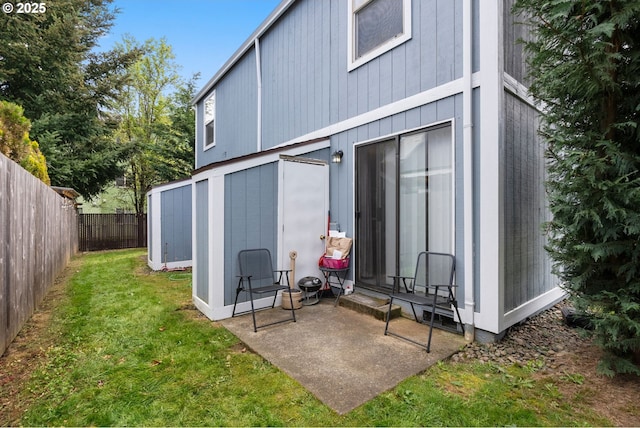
[
  {"left": 204, "top": 91, "right": 216, "bottom": 150},
  {"left": 348, "top": 0, "right": 412, "bottom": 71}
]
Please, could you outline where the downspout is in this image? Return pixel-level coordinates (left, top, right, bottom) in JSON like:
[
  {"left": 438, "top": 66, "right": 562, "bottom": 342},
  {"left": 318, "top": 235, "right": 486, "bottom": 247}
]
[
  {"left": 255, "top": 38, "right": 263, "bottom": 152},
  {"left": 463, "top": 0, "right": 475, "bottom": 342}
]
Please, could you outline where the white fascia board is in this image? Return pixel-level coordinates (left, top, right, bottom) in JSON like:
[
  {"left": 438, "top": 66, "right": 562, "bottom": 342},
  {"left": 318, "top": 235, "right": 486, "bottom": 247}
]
[
  {"left": 192, "top": 139, "right": 330, "bottom": 181},
  {"left": 149, "top": 178, "right": 192, "bottom": 194},
  {"left": 475, "top": 0, "right": 504, "bottom": 334},
  {"left": 192, "top": 0, "right": 295, "bottom": 105}
]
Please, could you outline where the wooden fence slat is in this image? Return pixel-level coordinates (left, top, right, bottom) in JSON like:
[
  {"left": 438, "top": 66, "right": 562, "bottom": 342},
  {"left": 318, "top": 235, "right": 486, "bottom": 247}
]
[
  {"left": 0, "top": 154, "right": 77, "bottom": 356},
  {"left": 78, "top": 214, "right": 147, "bottom": 252}
]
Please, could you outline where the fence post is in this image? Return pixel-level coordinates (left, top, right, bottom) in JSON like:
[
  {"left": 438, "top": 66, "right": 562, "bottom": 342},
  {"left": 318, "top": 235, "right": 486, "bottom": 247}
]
[{"left": 137, "top": 214, "right": 146, "bottom": 248}]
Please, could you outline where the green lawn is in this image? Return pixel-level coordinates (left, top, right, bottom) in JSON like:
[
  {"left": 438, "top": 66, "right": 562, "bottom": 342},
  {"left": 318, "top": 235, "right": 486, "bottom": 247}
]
[{"left": 9, "top": 249, "right": 610, "bottom": 426}]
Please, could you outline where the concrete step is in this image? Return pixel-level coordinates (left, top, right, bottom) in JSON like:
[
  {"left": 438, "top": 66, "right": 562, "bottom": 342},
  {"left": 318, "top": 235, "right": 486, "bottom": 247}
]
[{"left": 338, "top": 292, "right": 401, "bottom": 321}]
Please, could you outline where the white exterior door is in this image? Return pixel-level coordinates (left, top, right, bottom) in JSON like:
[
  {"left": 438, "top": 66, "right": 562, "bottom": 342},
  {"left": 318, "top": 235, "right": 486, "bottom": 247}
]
[{"left": 278, "top": 157, "right": 329, "bottom": 287}]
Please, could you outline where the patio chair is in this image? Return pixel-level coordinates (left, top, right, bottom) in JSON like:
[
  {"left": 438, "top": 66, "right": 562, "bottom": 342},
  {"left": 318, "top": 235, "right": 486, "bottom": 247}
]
[
  {"left": 232, "top": 248, "right": 297, "bottom": 332},
  {"left": 384, "top": 251, "right": 463, "bottom": 352}
]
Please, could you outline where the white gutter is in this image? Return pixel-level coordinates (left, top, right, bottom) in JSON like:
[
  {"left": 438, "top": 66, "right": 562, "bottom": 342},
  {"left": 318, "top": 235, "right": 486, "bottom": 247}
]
[
  {"left": 255, "top": 38, "right": 263, "bottom": 152},
  {"left": 462, "top": 0, "right": 475, "bottom": 342}
]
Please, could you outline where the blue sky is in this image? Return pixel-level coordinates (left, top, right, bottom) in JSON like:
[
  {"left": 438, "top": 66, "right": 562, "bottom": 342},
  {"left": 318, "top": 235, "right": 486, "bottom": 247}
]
[{"left": 97, "top": 0, "right": 282, "bottom": 86}]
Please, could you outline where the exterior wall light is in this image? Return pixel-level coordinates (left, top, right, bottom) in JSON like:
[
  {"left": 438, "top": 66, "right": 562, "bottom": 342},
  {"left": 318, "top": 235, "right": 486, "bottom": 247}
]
[{"left": 332, "top": 150, "right": 343, "bottom": 164}]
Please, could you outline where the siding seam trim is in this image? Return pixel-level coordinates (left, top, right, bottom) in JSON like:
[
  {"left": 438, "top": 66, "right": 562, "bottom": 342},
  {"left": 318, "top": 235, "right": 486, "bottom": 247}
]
[{"left": 275, "top": 75, "right": 478, "bottom": 148}]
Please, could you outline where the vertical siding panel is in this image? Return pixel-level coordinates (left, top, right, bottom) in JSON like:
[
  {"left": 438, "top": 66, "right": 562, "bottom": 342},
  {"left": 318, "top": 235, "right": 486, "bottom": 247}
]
[
  {"left": 420, "top": 0, "right": 438, "bottom": 91},
  {"left": 224, "top": 163, "right": 278, "bottom": 305},
  {"left": 195, "top": 180, "right": 209, "bottom": 303},
  {"left": 436, "top": 95, "right": 455, "bottom": 121},
  {"left": 503, "top": 92, "right": 554, "bottom": 311},
  {"left": 420, "top": 102, "right": 438, "bottom": 125},
  {"left": 453, "top": 0, "right": 463, "bottom": 79},
  {"left": 275, "top": 17, "right": 283, "bottom": 145},
  {"left": 329, "top": 0, "right": 340, "bottom": 125},
  {"left": 216, "top": 50, "right": 257, "bottom": 157},
  {"left": 337, "top": 1, "right": 349, "bottom": 123},
  {"left": 357, "top": 66, "right": 369, "bottom": 116},
  {"left": 392, "top": 112, "right": 406, "bottom": 134},
  {"left": 406, "top": 106, "right": 421, "bottom": 130},
  {"left": 368, "top": 58, "right": 380, "bottom": 111},
  {"left": 259, "top": 163, "right": 278, "bottom": 252},
  {"left": 368, "top": 120, "right": 380, "bottom": 140},
  {"left": 287, "top": 10, "right": 295, "bottom": 140},
  {"left": 321, "top": 1, "right": 331, "bottom": 128},
  {"left": 505, "top": 94, "right": 516, "bottom": 309},
  {"left": 436, "top": 0, "right": 455, "bottom": 85},
  {"left": 293, "top": 3, "right": 303, "bottom": 138},
  {"left": 514, "top": 97, "right": 524, "bottom": 308},
  {"left": 379, "top": 115, "right": 393, "bottom": 136},
  {"left": 379, "top": 53, "right": 393, "bottom": 107},
  {"left": 160, "top": 185, "right": 192, "bottom": 263},
  {"left": 309, "top": 0, "right": 318, "bottom": 131},
  {"left": 392, "top": 45, "right": 406, "bottom": 101},
  {"left": 405, "top": 0, "right": 421, "bottom": 97},
  {"left": 223, "top": 177, "right": 234, "bottom": 305}
]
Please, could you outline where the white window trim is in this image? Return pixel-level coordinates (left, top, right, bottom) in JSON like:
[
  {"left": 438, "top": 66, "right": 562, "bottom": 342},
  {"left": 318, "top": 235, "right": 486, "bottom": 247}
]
[
  {"left": 203, "top": 90, "right": 216, "bottom": 151},
  {"left": 347, "top": 0, "right": 412, "bottom": 71}
]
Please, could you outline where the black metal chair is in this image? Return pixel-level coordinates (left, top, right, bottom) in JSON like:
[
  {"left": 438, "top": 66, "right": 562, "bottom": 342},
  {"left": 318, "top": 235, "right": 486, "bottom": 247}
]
[
  {"left": 384, "top": 251, "right": 463, "bottom": 352},
  {"left": 232, "top": 248, "right": 296, "bottom": 332}
]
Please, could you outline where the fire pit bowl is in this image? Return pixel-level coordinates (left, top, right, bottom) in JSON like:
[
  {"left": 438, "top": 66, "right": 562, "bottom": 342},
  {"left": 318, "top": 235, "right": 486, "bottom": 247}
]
[{"left": 298, "top": 276, "right": 322, "bottom": 305}]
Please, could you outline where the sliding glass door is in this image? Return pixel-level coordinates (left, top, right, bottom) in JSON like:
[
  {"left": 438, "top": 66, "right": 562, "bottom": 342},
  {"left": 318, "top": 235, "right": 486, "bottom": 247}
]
[{"left": 355, "top": 125, "right": 453, "bottom": 289}]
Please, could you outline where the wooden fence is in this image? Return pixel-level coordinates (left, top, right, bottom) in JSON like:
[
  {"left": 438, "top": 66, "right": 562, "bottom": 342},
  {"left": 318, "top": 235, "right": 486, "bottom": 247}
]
[
  {"left": 78, "top": 214, "right": 147, "bottom": 251},
  {"left": 0, "top": 155, "right": 78, "bottom": 356}
]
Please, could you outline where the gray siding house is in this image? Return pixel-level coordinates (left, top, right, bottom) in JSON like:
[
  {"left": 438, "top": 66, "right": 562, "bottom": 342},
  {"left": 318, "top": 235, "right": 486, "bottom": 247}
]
[{"left": 151, "top": 0, "right": 562, "bottom": 340}]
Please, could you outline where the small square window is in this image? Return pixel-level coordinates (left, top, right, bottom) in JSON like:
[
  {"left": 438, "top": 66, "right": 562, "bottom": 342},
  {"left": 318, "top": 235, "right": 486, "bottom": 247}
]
[
  {"left": 205, "top": 120, "right": 214, "bottom": 146},
  {"left": 204, "top": 91, "right": 215, "bottom": 149},
  {"left": 348, "top": 0, "right": 411, "bottom": 71}
]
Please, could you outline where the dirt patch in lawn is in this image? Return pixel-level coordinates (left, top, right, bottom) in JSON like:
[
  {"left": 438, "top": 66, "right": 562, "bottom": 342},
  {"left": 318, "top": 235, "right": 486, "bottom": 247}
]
[
  {"left": 0, "top": 256, "right": 82, "bottom": 426},
  {"left": 542, "top": 340, "right": 640, "bottom": 427},
  {"left": 454, "top": 302, "right": 640, "bottom": 427}
]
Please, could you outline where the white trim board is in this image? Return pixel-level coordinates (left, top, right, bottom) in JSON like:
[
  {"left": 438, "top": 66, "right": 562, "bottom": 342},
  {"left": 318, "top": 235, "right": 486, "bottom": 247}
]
[
  {"left": 192, "top": 139, "right": 330, "bottom": 181},
  {"left": 148, "top": 178, "right": 192, "bottom": 194},
  {"left": 274, "top": 74, "right": 481, "bottom": 149}
]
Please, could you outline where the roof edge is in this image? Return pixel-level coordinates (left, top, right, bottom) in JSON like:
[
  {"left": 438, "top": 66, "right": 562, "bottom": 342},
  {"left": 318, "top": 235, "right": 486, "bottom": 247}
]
[
  {"left": 191, "top": 137, "right": 328, "bottom": 176},
  {"left": 191, "top": 0, "right": 295, "bottom": 105}
]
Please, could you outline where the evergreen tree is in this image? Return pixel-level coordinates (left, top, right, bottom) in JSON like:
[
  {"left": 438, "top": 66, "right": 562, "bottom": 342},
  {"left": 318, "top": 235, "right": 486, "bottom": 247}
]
[
  {"left": 514, "top": 0, "right": 640, "bottom": 375},
  {"left": 0, "top": 0, "right": 141, "bottom": 198}
]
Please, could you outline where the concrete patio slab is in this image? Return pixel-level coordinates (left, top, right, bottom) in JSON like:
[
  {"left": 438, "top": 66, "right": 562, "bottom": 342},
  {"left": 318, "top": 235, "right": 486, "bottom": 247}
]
[{"left": 220, "top": 300, "right": 467, "bottom": 414}]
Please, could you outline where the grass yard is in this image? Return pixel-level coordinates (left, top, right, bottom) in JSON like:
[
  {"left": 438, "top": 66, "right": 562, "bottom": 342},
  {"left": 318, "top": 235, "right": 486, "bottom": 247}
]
[{"left": 1, "top": 249, "right": 613, "bottom": 426}]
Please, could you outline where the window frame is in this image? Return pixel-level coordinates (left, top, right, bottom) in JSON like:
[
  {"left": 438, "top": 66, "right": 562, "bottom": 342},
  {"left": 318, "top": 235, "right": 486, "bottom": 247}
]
[
  {"left": 347, "top": 0, "right": 412, "bottom": 71},
  {"left": 203, "top": 90, "right": 216, "bottom": 151}
]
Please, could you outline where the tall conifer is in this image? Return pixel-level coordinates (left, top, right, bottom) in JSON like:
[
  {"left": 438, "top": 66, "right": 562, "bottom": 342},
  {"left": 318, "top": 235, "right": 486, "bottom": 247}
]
[{"left": 514, "top": 0, "right": 640, "bottom": 375}]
